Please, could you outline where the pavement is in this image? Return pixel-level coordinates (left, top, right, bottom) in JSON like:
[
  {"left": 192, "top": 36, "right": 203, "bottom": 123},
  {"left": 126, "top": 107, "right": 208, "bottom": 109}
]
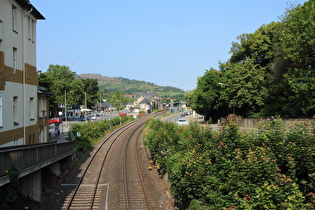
[{"left": 49, "top": 121, "right": 71, "bottom": 143}]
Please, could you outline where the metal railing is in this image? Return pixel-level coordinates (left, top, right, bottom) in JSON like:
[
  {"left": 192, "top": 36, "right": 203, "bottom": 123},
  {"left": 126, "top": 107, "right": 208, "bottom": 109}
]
[{"left": 0, "top": 137, "right": 76, "bottom": 177}]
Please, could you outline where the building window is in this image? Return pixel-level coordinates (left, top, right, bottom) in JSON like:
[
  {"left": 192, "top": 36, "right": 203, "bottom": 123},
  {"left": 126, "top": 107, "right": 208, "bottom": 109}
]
[
  {"left": 30, "top": 97, "right": 35, "bottom": 120},
  {"left": 0, "top": 1, "right": 2, "bottom": 22},
  {"left": 28, "top": 17, "right": 31, "bottom": 40},
  {"left": 0, "top": 94, "right": 2, "bottom": 127},
  {"left": 27, "top": 17, "right": 35, "bottom": 42},
  {"left": 13, "top": 47, "right": 17, "bottom": 73},
  {"left": 12, "top": 6, "right": 17, "bottom": 32},
  {"left": 13, "top": 96, "right": 18, "bottom": 125},
  {"left": 32, "top": 20, "right": 35, "bottom": 42},
  {"left": 40, "top": 97, "right": 46, "bottom": 117}
]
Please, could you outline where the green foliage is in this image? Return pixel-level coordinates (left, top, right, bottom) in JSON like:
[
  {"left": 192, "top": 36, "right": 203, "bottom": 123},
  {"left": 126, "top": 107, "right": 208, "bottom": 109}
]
[
  {"left": 275, "top": 0, "right": 315, "bottom": 116},
  {"left": 108, "top": 91, "right": 127, "bottom": 110},
  {"left": 144, "top": 117, "right": 315, "bottom": 209},
  {"left": 188, "top": 0, "right": 315, "bottom": 118},
  {"left": 224, "top": 59, "right": 269, "bottom": 115},
  {"left": 38, "top": 64, "right": 86, "bottom": 115},
  {"left": 71, "top": 116, "right": 134, "bottom": 155},
  {"left": 82, "top": 78, "right": 99, "bottom": 107},
  {"left": 187, "top": 68, "right": 229, "bottom": 120},
  {"left": 5, "top": 168, "right": 20, "bottom": 204}
]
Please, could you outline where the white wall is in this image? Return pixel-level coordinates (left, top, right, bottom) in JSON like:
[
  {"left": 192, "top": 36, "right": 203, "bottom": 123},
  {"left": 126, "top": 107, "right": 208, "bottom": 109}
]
[{"left": 0, "top": 0, "right": 37, "bottom": 69}]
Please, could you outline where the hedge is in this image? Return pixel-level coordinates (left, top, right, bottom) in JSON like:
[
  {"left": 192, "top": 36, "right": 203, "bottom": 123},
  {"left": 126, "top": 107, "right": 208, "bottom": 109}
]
[{"left": 144, "top": 115, "right": 315, "bottom": 209}]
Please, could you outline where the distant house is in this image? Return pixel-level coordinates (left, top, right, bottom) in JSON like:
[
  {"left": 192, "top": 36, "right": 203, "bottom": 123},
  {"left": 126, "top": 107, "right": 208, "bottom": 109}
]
[
  {"left": 133, "top": 92, "right": 163, "bottom": 113},
  {"left": 124, "top": 94, "right": 134, "bottom": 99},
  {"left": 140, "top": 98, "right": 151, "bottom": 113},
  {"left": 66, "top": 105, "right": 81, "bottom": 119},
  {"left": 125, "top": 102, "right": 134, "bottom": 112},
  {"left": 0, "top": 0, "right": 46, "bottom": 147},
  {"left": 133, "top": 104, "right": 140, "bottom": 114},
  {"left": 92, "top": 102, "right": 114, "bottom": 112}
]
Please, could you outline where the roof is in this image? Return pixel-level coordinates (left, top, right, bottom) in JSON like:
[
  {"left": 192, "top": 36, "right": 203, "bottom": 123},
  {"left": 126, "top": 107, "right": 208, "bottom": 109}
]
[
  {"left": 140, "top": 98, "right": 151, "bottom": 104},
  {"left": 17, "top": 0, "right": 45, "bottom": 20},
  {"left": 135, "top": 92, "right": 161, "bottom": 101},
  {"left": 93, "top": 102, "right": 113, "bottom": 108},
  {"left": 38, "top": 86, "right": 53, "bottom": 95}
]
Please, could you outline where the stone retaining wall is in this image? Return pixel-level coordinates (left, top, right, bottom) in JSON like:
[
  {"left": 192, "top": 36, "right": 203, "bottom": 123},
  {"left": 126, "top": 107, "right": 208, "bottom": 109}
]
[{"left": 237, "top": 117, "right": 313, "bottom": 130}]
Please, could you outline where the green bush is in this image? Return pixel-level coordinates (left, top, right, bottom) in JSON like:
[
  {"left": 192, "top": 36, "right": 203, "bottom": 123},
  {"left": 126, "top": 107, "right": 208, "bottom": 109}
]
[
  {"left": 71, "top": 116, "right": 134, "bottom": 155},
  {"left": 144, "top": 116, "right": 314, "bottom": 209}
]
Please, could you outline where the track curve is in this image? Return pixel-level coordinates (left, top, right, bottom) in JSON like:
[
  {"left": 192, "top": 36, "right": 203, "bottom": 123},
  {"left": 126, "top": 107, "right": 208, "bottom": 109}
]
[{"left": 62, "top": 110, "right": 173, "bottom": 209}]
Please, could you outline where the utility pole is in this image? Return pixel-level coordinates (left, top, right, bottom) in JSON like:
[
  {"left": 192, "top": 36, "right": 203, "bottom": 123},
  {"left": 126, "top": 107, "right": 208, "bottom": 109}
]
[
  {"left": 85, "top": 92, "right": 87, "bottom": 108},
  {"left": 100, "top": 93, "right": 102, "bottom": 111},
  {"left": 65, "top": 90, "right": 67, "bottom": 123}
]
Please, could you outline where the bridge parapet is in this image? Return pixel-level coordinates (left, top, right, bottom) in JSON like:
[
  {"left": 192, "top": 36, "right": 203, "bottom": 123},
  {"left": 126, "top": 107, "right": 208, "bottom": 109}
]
[{"left": 0, "top": 140, "right": 76, "bottom": 186}]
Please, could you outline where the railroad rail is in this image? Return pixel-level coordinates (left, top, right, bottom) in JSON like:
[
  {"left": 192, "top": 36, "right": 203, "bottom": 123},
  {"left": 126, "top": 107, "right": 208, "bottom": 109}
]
[
  {"left": 123, "top": 118, "right": 153, "bottom": 209},
  {"left": 64, "top": 111, "right": 167, "bottom": 209}
]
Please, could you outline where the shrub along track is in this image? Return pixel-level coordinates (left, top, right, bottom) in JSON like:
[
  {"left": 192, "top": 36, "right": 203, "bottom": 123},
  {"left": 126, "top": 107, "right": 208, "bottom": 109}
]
[{"left": 59, "top": 110, "right": 173, "bottom": 209}]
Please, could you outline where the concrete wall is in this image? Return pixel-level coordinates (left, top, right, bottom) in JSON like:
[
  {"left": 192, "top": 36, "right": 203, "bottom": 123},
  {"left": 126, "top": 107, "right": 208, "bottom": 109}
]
[
  {"left": 19, "top": 170, "right": 42, "bottom": 202},
  {"left": 236, "top": 117, "right": 313, "bottom": 130}
]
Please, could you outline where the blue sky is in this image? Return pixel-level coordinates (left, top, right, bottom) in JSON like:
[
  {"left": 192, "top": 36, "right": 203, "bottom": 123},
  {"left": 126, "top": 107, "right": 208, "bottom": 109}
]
[{"left": 31, "top": 0, "right": 307, "bottom": 91}]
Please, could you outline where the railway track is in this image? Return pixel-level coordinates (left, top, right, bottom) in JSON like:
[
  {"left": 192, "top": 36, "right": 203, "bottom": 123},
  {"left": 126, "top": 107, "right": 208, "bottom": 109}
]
[
  {"left": 122, "top": 119, "right": 154, "bottom": 209},
  {"left": 62, "top": 110, "right": 169, "bottom": 209}
]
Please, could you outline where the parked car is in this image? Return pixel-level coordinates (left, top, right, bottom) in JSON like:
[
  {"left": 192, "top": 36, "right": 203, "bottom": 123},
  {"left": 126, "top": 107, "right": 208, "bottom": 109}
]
[
  {"left": 90, "top": 116, "right": 97, "bottom": 120},
  {"left": 177, "top": 118, "right": 188, "bottom": 126},
  {"left": 81, "top": 116, "right": 91, "bottom": 121},
  {"left": 119, "top": 112, "right": 127, "bottom": 116},
  {"left": 49, "top": 117, "right": 62, "bottom": 124}
]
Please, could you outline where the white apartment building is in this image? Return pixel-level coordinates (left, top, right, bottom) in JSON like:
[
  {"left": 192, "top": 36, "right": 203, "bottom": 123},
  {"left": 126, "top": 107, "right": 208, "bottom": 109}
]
[{"left": 0, "top": 0, "right": 46, "bottom": 147}]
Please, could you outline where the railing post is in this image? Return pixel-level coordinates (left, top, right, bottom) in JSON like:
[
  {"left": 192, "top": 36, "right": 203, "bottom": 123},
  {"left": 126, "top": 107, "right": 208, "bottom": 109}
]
[{"left": 37, "top": 147, "right": 39, "bottom": 162}]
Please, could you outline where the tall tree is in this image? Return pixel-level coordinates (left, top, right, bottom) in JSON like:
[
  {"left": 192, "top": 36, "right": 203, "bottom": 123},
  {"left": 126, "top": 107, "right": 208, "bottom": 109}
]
[
  {"left": 39, "top": 64, "right": 84, "bottom": 115},
  {"left": 275, "top": 0, "right": 315, "bottom": 116},
  {"left": 223, "top": 59, "right": 269, "bottom": 116},
  {"left": 187, "top": 68, "right": 229, "bottom": 120},
  {"left": 82, "top": 79, "right": 99, "bottom": 108},
  {"left": 109, "top": 91, "right": 125, "bottom": 110},
  {"left": 229, "top": 22, "right": 279, "bottom": 69},
  {"left": 222, "top": 22, "right": 278, "bottom": 116},
  {"left": 190, "top": 0, "right": 315, "bottom": 118}
]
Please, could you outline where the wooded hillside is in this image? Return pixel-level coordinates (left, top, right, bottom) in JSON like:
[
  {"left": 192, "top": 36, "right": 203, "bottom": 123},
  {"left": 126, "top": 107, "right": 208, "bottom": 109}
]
[{"left": 79, "top": 73, "right": 185, "bottom": 99}]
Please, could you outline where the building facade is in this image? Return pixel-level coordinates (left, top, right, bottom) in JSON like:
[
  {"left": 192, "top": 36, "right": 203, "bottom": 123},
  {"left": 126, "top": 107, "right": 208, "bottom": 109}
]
[
  {"left": 0, "top": 0, "right": 45, "bottom": 147},
  {"left": 133, "top": 92, "right": 163, "bottom": 113}
]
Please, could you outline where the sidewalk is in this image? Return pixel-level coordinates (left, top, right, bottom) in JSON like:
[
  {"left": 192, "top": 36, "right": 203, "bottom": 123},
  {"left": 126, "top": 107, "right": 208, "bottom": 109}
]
[
  {"left": 49, "top": 131, "right": 69, "bottom": 143},
  {"left": 49, "top": 121, "right": 71, "bottom": 143}
]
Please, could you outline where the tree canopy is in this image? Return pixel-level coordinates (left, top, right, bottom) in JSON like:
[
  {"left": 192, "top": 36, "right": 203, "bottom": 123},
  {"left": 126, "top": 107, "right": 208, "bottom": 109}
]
[
  {"left": 38, "top": 64, "right": 99, "bottom": 116},
  {"left": 188, "top": 0, "right": 315, "bottom": 119}
]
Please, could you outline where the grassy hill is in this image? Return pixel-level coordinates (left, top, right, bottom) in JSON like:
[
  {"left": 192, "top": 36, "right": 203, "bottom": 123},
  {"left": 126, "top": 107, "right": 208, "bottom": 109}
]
[{"left": 79, "top": 74, "right": 185, "bottom": 99}]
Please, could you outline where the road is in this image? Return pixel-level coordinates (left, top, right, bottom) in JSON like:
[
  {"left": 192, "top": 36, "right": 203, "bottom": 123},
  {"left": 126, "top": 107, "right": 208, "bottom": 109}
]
[{"left": 162, "top": 113, "right": 194, "bottom": 124}]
